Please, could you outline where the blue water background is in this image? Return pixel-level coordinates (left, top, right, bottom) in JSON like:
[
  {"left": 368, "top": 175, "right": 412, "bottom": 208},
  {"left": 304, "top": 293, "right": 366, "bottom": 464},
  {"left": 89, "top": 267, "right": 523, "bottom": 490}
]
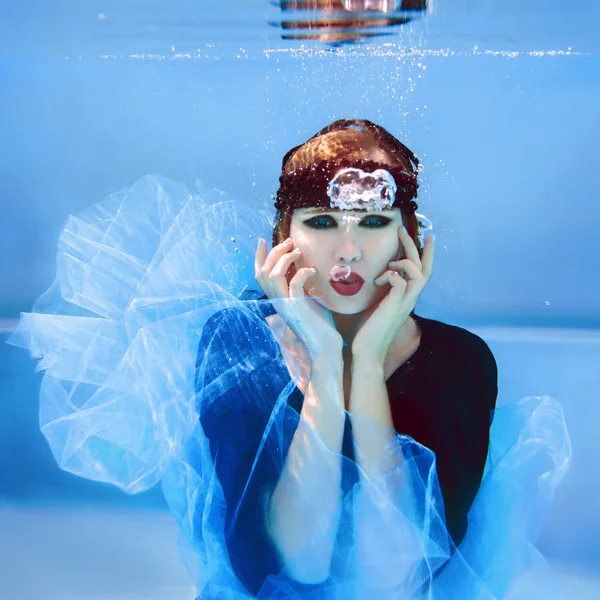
[{"left": 1, "top": 0, "right": 599, "bottom": 596}]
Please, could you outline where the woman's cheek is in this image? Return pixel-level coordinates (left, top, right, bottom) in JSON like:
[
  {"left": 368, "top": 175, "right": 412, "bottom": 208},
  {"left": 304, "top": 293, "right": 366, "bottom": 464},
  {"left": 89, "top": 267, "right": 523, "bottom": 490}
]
[
  {"left": 387, "top": 242, "right": 403, "bottom": 263},
  {"left": 297, "top": 249, "right": 315, "bottom": 270}
]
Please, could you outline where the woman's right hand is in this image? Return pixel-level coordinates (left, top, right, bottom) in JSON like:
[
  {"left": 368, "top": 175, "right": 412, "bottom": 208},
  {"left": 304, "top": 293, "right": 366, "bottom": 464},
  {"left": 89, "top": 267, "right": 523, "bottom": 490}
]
[{"left": 255, "top": 237, "right": 344, "bottom": 362}]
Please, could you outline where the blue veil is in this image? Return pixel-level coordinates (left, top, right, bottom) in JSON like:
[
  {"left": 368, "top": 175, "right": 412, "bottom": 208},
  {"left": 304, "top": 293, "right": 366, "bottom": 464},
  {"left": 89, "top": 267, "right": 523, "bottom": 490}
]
[{"left": 9, "top": 175, "right": 571, "bottom": 599}]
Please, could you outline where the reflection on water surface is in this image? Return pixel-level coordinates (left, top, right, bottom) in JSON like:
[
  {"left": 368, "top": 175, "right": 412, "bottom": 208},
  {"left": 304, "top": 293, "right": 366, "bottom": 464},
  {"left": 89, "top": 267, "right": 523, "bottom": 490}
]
[{"left": 274, "top": 0, "right": 428, "bottom": 45}]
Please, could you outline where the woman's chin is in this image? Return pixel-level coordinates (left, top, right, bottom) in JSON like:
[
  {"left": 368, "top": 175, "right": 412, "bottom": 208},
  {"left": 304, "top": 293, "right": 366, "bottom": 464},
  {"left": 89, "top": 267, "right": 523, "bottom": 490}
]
[
  {"left": 303, "top": 284, "right": 383, "bottom": 314},
  {"left": 317, "top": 293, "right": 378, "bottom": 315}
]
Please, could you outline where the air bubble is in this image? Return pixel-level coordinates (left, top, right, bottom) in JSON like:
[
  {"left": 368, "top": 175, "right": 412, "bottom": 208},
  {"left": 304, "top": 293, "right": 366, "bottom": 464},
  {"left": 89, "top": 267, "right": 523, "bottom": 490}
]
[
  {"left": 330, "top": 265, "right": 352, "bottom": 281},
  {"left": 307, "top": 287, "right": 325, "bottom": 305},
  {"left": 416, "top": 212, "right": 434, "bottom": 247}
]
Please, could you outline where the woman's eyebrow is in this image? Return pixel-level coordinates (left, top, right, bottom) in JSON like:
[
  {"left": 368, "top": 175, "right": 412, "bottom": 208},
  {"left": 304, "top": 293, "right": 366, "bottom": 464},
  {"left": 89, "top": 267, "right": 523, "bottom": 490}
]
[
  {"left": 301, "top": 208, "right": 395, "bottom": 216},
  {"left": 301, "top": 208, "right": 335, "bottom": 215}
]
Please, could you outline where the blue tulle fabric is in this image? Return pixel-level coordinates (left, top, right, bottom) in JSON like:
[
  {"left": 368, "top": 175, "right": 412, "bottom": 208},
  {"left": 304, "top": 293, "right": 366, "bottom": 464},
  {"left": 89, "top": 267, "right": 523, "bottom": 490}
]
[{"left": 9, "top": 176, "right": 572, "bottom": 599}]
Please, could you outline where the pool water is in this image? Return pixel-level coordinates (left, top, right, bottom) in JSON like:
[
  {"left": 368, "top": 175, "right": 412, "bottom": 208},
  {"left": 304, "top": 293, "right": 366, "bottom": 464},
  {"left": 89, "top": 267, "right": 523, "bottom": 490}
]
[{"left": 1, "top": 1, "right": 599, "bottom": 597}]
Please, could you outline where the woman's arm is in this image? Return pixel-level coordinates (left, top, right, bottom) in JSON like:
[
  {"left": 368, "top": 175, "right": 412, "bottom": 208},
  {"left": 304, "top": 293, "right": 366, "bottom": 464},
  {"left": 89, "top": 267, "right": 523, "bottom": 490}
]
[
  {"left": 348, "top": 360, "right": 397, "bottom": 477},
  {"left": 266, "top": 354, "right": 346, "bottom": 584},
  {"left": 198, "top": 308, "right": 348, "bottom": 592},
  {"left": 346, "top": 358, "right": 424, "bottom": 589},
  {"left": 197, "top": 308, "right": 307, "bottom": 595}
]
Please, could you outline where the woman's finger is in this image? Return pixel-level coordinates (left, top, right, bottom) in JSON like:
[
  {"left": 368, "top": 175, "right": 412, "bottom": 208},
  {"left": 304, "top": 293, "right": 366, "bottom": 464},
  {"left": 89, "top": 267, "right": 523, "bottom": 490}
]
[
  {"left": 254, "top": 239, "right": 271, "bottom": 296},
  {"left": 271, "top": 247, "right": 301, "bottom": 277},
  {"left": 399, "top": 226, "right": 422, "bottom": 270},
  {"left": 289, "top": 267, "right": 317, "bottom": 298},
  {"left": 420, "top": 234, "right": 435, "bottom": 279},
  {"left": 254, "top": 238, "right": 267, "bottom": 278},
  {"left": 374, "top": 270, "right": 409, "bottom": 288},
  {"left": 256, "top": 239, "right": 301, "bottom": 298},
  {"left": 384, "top": 259, "right": 423, "bottom": 281},
  {"left": 263, "top": 238, "right": 294, "bottom": 274}
]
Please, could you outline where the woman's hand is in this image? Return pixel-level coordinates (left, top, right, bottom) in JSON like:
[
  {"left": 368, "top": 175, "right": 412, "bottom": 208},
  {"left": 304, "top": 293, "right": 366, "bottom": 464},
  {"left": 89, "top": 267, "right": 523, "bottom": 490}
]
[
  {"left": 351, "top": 228, "right": 435, "bottom": 366},
  {"left": 255, "top": 237, "right": 344, "bottom": 363}
]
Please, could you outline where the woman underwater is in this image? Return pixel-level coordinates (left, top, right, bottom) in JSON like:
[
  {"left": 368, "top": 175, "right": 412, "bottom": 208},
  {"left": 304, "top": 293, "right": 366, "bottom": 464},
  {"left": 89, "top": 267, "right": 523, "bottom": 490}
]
[{"left": 11, "top": 119, "right": 571, "bottom": 600}]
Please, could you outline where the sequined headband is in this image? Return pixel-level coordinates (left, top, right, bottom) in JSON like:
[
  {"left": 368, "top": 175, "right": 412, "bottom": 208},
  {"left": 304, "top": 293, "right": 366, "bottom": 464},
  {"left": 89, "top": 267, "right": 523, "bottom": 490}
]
[{"left": 274, "top": 159, "right": 419, "bottom": 214}]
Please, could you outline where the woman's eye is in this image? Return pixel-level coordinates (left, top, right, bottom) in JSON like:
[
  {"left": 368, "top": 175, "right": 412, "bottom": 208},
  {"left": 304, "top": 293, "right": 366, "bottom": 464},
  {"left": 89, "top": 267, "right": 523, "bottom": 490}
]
[
  {"left": 305, "top": 217, "right": 335, "bottom": 229},
  {"left": 303, "top": 216, "right": 392, "bottom": 229},
  {"left": 362, "top": 217, "right": 391, "bottom": 228}
]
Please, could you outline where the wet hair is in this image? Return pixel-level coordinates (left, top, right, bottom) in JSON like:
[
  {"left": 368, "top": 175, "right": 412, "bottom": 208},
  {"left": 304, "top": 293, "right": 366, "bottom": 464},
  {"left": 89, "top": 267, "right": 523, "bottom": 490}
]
[{"left": 271, "top": 119, "right": 422, "bottom": 256}]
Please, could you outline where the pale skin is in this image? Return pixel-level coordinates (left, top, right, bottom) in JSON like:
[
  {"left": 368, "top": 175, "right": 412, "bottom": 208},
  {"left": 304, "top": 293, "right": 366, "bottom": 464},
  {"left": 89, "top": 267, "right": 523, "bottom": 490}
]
[{"left": 254, "top": 206, "right": 435, "bottom": 582}]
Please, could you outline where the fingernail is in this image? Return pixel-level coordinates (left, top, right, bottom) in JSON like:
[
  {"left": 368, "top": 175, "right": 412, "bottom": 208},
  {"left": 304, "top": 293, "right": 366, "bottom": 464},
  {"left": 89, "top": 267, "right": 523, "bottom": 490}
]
[
  {"left": 432, "top": 234, "right": 436, "bottom": 245},
  {"left": 402, "top": 226, "right": 408, "bottom": 235},
  {"left": 257, "top": 238, "right": 264, "bottom": 249},
  {"left": 285, "top": 237, "right": 292, "bottom": 244}
]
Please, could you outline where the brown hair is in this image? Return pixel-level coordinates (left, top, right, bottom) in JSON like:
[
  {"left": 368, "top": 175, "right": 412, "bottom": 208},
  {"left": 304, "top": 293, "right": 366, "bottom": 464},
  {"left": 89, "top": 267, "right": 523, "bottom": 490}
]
[{"left": 272, "top": 119, "right": 422, "bottom": 256}]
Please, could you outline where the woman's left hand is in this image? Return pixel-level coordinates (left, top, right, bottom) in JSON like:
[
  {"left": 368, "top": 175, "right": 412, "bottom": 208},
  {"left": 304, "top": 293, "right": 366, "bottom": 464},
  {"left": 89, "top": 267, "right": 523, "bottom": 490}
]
[{"left": 351, "top": 228, "right": 435, "bottom": 367}]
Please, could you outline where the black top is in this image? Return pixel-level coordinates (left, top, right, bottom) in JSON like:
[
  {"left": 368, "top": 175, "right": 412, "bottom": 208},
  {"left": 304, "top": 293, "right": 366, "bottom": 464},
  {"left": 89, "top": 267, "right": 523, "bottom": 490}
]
[{"left": 196, "top": 305, "right": 498, "bottom": 597}]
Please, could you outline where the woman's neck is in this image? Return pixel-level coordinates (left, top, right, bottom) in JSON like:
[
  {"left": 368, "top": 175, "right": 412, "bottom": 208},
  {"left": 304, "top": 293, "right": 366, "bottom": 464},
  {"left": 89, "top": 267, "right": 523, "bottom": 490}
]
[
  {"left": 331, "top": 307, "right": 416, "bottom": 350},
  {"left": 330, "top": 305, "right": 377, "bottom": 347}
]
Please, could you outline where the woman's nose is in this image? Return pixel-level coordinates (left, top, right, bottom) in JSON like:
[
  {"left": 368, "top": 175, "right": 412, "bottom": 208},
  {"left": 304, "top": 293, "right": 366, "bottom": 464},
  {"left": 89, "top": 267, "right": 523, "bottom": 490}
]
[{"left": 334, "top": 236, "right": 361, "bottom": 264}]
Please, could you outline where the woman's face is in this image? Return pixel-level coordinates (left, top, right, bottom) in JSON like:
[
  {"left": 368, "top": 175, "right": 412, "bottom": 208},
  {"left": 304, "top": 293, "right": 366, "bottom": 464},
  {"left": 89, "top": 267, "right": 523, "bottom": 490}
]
[{"left": 289, "top": 206, "right": 405, "bottom": 315}]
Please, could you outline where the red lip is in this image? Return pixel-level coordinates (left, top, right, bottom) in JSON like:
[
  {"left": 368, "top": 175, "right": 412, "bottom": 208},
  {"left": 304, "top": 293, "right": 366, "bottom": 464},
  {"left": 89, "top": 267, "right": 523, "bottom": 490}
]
[{"left": 329, "top": 272, "right": 365, "bottom": 297}]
